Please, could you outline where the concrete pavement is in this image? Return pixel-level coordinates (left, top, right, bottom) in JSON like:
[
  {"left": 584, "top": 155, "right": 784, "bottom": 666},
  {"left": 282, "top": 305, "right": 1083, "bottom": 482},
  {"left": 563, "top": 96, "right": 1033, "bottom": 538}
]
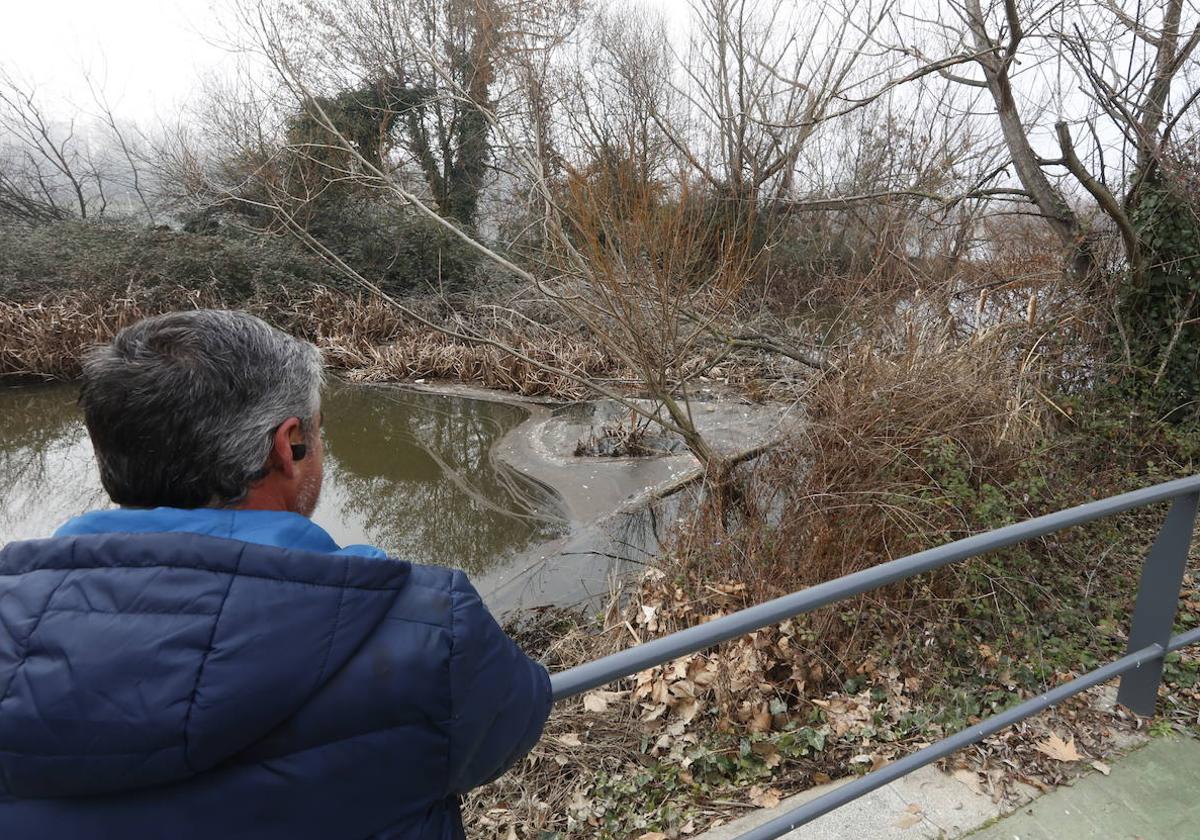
[
  {"left": 694, "top": 763, "right": 1024, "bottom": 840},
  {"left": 694, "top": 736, "right": 1200, "bottom": 840},
  {"left": 968, "top": 736, "right": 1200, "bottom": 840}
]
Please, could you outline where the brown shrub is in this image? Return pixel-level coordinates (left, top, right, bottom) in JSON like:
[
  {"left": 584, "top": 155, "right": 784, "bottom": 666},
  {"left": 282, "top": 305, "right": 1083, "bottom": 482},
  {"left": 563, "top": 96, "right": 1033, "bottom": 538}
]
[
  {"left": 347, "top": 335, "right": 617, "bottom": 398},
  {"left": 656, "top": 302, "right": 1074, "bottom": 693},
  {"left": 686, "top": 320, "right": 1049, "bottom": 582}
]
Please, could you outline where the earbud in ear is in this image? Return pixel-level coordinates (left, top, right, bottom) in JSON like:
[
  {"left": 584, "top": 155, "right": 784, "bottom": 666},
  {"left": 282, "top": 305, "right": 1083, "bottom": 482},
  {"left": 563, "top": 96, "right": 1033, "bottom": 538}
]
[{"left": 291, "top": 443, "right": 307, "bottom": 462}]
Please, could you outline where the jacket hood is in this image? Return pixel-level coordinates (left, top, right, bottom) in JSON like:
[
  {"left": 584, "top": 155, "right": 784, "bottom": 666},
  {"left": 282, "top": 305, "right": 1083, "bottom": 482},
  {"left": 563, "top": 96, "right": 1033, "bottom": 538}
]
[
  {"left": 0, "top": 531, "right": 409, "bottom": 798},
  {"left": 54, "top": 506, "right": 388, "bottom": 560}
]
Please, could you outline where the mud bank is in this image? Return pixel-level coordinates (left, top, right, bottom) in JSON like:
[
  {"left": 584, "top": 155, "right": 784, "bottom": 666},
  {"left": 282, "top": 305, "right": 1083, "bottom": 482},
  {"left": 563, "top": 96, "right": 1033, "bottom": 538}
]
[{"left": 393, "top": 381, "right": 802, "bottom": 615}]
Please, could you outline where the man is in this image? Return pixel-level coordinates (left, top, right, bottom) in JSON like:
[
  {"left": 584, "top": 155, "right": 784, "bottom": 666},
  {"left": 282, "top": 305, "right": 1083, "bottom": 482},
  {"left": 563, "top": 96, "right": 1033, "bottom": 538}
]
[{"left": 0, "top": 310, "right": 552, "bottom": 839}]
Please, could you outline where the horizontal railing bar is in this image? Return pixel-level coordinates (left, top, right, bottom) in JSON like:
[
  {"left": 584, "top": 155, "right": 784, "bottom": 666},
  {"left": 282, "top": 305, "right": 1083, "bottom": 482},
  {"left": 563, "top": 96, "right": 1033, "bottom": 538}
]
[
  {"left": 1167, "top": 626, "right": 1200, "bottom": 653},
  {"left": 735, "top": 641, "right": 1169, "bottom": 840},
  {"left": 551, "top": 474, "right": 1200, "bottom": 701}
]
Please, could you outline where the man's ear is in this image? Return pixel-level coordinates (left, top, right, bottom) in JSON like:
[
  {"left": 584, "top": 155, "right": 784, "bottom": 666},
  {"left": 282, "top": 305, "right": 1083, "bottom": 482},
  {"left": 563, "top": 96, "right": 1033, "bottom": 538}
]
[{"left": 269, "top": 417, "right": 304, "bottom": 479}]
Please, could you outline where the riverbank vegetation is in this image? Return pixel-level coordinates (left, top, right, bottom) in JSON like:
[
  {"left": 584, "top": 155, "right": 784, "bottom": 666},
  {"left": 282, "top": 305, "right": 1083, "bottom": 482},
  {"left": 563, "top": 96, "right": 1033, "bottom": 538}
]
[
  {"left": 467, "top": 283, "right": 1200, "bottom": 836},
  {"left": 0, "top": 264, "right": 620, "bottom": 394},
  {"left": 5, "top": 0, "right": 1200, "bottom": 836}
]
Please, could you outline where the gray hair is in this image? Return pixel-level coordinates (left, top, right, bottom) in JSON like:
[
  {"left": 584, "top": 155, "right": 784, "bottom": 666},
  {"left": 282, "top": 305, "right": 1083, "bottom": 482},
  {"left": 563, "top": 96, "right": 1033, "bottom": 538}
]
[{"left": 80, "top": 309, "right": 325, "bottom": 508}]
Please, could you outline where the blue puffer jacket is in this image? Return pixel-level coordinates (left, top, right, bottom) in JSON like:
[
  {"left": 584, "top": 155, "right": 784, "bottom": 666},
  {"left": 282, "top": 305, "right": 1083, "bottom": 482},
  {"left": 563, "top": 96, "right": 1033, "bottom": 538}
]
[{"left": 0, "top": 508, "right": 552, "bottom": 839}]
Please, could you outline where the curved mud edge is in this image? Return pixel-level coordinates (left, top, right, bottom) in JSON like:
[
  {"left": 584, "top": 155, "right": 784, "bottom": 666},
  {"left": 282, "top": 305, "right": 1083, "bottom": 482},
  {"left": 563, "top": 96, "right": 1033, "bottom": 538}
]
[
  {"left": 358, "top": 380, "right": 802, "bottom": 616},
  {"left": 366, "top": 380, "right": 711, "bottom": 521}
]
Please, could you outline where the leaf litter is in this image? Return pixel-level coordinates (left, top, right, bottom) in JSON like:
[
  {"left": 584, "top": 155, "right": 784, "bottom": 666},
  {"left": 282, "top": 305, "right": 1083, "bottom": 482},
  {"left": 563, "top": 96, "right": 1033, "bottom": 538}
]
[{"left": 464, "top": 568, "right": 1200, "bottom": 838}]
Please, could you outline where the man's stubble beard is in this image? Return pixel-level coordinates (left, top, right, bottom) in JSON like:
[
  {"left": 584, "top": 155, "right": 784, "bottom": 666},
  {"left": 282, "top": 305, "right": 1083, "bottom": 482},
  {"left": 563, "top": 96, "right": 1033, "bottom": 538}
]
[{"left": 295, "top": 463, "right": 323, "bottom": 519}]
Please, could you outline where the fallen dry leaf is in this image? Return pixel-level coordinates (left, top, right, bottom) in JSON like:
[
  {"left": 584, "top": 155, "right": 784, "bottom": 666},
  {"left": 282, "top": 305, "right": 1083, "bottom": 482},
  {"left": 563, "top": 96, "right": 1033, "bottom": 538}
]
[
  {"left": 1035, "top": 733, "right": 1082, "bottom": 762},
  {"left": 748, "top": 703, "right": 772, "bottom": 733},
  {"left": 556, "top": 733, "right": 582, "bottom": 748},
  {"left": 582, "top": 693, "right": 608, "bottom": 713},
  {"left": 582, "top": 689, "right": 625, "bottom": 713},
  {"left": 637, "top": 833, "right": 668, "bottom": 840},
  {"left": 1090, "top": 759, "right": 1111, "bottom": 776},
  {"left": 892, "top": 803, "right": 925, "bottom": 828},
  {"left": 640, "top": 702, "right": 667, "bottom": 722},
  {"left": 952, "top": 768, "right": 984, "bottom": 795},
  {"left": 751, "top": 739, "right": 782, "bottom": 769},
  {"left": 674, "top": 697, "right": 700, "bottom": 724},
  {"left": 748, "top": 785, "right": 782, "bottom": 809}
]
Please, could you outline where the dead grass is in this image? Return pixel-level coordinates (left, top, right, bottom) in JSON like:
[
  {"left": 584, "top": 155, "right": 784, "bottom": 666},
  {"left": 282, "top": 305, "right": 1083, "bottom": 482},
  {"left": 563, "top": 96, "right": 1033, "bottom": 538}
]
[
  {"left": 676, "top": 308, "right": 1057, "bottom": 604},
  {"left": 778, "top": 320, "right": 1048, "bottom": 570},
  {"left": 0, "top": 288, "right": 220, "bottom": 379},
  {"left": 344, "top": 333, "right": 616, "bottom": 398},
  {"left": 0, "top": 285, "right": 625, "bottom": 398}
]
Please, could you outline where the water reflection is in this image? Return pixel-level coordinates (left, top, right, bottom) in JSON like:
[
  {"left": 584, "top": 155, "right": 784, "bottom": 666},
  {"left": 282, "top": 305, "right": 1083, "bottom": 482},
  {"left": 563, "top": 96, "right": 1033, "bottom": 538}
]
[
  {"left": 314, "top": 384, "right": 567, "bottom": 572},
  {"left": 478, "top": 488, "right": 686, "bottom": 612},
  {"left": 0, "top": 383, "right": 568, "bottom": 575},
  {"left": 0, "top": 385, "right": 109, "bottom": 540}
]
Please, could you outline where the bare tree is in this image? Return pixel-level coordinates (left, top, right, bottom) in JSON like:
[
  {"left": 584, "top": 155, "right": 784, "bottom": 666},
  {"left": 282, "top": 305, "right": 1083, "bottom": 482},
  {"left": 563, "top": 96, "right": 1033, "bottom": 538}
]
[
  {"left": 84, "top": 74, "right": 158, "bottom": 225},
  {"left": 907, "top": 0, "right": 1200, "bottom": 283},
  {"left": 0, "top": 66, "right": 165, "bottom": 225},
  {"left": 658, "top": 0, "right": 907, "bottom": 212},
  {"left": 244, "top": 0, "right": 585, "bottom": 227},
  {"left": 1054, "top": 0, "right": 1200, "bottom": 284},
  {"left": 206, "top": 0, "right": 776, "bottom": 482},
  {"left": 0, "top": 69, "right": 99, "bottom": 222},
  {"left": 554, "top": 4, "right": 679, "bottom": 194},
  {"left": 958, "top": 1, "right": 1083, "bottom": 255}
]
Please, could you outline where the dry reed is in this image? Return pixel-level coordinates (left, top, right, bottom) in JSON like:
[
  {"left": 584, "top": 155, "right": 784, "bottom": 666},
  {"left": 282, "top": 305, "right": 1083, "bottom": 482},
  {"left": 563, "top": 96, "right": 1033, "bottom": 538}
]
[
  {"left": 683, "top": 320, "right": 1050, "bottom": 584},
  {"left": 0, "top": 288, "right": 220, "bottom": 379},
  {"left": 0, "top": 286, "right": 624, "bottom": 399}
]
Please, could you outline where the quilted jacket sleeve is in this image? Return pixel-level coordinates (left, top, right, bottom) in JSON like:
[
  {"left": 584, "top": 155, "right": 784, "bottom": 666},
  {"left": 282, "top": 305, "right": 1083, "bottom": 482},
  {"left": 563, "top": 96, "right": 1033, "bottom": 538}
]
[{"left": 445, "top": 570, "right": 553, "bottom": 796}]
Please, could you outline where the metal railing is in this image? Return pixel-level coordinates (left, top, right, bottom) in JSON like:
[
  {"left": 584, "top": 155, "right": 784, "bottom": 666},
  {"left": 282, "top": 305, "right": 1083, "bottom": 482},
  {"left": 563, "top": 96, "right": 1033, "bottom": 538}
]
[{"left": 548, "top": 474, "right": 1200, "bottom": 840}]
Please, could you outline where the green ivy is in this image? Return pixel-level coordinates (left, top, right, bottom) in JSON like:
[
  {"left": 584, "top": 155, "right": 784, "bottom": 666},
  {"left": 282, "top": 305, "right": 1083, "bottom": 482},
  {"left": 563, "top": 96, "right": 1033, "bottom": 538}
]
[{"left": 1120, "top": 175, "right": 1200, "bottom": 421}]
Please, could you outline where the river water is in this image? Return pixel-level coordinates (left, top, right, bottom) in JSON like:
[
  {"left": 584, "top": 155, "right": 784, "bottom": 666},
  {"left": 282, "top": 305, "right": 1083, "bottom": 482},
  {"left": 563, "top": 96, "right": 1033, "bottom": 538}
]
[
  {"left": 0, "top": 382, "right": 570, "bottom": 587},
  {"left": 1, "top": 379, "right": 782, "bottom": 614}
]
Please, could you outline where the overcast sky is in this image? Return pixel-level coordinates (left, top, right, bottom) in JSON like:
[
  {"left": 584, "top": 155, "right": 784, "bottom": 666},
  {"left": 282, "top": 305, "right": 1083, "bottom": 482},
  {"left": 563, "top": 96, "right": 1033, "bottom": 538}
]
[
  {"left": 2, "top": 0, "right": 230, "bottom": 122},
  {"left": 2, "top": 0, "right": 694, "bottom": 125}
]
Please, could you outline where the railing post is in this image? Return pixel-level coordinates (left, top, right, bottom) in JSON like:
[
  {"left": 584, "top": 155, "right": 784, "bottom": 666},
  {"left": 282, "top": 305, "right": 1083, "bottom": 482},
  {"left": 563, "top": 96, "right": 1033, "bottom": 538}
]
[{"left": 1117, "top": 492, "right": 1200, "bottom": 716}]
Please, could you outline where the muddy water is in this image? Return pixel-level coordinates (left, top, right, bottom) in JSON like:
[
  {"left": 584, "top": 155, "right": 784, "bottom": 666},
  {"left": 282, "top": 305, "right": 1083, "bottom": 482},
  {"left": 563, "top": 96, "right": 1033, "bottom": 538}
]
[
  {"left": 0, "top": 383, "right": 568, "bottom": 582},
  {"left": 1, "top": 382, "right": 784, "bottom": 614}
]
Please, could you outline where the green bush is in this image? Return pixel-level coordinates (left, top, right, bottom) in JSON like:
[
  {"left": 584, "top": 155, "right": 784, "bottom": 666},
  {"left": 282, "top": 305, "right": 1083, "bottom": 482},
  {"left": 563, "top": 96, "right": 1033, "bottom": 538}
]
[
  {"left": 299, "top": 199, "right": 481, "bottom": 296},
  {"left": 1, "top": 212, "right": 483, "bottom": 302},
  {"left": 1120, "top": 171, "right": 1200, "bottom": 422},
  {"left": 0, "top": 220, "right": 342, "bottom": 303},
  {"left": 181, "top": 197, "right": 481, "bottom": 297}
]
